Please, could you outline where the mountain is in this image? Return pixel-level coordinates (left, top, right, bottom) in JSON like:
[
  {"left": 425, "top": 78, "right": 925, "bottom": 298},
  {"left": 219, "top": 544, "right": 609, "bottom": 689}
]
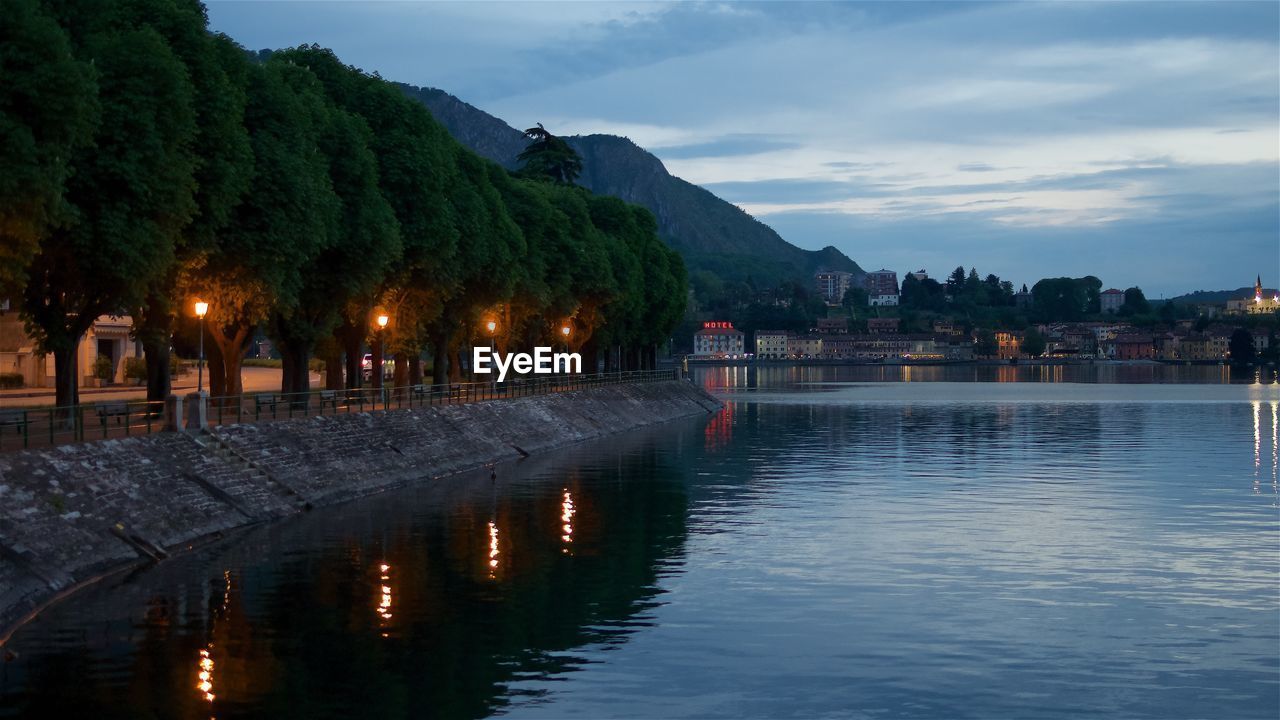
[
  {"left": 1164, "top": 287, "right": 1276, "bottom": 305},
  {"left": 399, "top": 84, "right": 864, "bottom": 287}
]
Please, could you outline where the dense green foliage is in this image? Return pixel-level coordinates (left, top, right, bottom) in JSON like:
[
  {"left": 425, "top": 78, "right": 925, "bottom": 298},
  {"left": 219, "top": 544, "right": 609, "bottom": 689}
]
[{"left": 2, "top": 4, "right": 687, "bottom": 403}]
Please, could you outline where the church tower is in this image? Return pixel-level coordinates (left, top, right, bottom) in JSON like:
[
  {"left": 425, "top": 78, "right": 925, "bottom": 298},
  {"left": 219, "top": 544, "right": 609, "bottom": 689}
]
[{"left": 1256, "top": 275, "right": 1263, "bottom": 300}]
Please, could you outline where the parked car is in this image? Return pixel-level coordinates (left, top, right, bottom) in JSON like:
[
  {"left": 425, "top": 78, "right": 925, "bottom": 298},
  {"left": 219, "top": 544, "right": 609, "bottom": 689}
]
[{"left": 361, "top": 353, "right": 395, "bottom": 381}]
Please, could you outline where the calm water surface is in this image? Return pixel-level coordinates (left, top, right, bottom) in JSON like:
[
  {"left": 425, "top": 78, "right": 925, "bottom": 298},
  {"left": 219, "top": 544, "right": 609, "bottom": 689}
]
[{"left": 1, "top": 368, "right": 1277, "bottom": 719}]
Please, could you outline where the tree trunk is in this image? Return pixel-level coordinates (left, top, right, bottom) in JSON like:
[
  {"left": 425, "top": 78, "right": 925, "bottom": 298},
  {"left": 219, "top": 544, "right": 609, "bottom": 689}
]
[
  {"left": 138, "top": 290, "right": 173, "bottom": 403},
  {"left": 210, "top": 324, "right": 250, "bottom": 399},
  {"left": 431, "top": 331, "right": 449, "bottom": 385},
  {"left": 325, "top": 350, "right": 343, "bottom": 390},
  {"left": 336, "top": 322, "right": 364, "bottom": 390},
  {"left": 409, "top": 355, "right": 423, "bottom": 386},
  {"left": 207, "top": 341, "right": 226, "bottom": 398},
  {"left": 278, "top": 341, "right": 311, "bottom": 407},
  {"left": 53, "top": 345, "right": 78, "bottom": 415},
  {"left": 393, "top": 351, "right": 409, "bottom": 388},
  {"left": 144, "top": 340, "right": 171, "bottom": 404}
]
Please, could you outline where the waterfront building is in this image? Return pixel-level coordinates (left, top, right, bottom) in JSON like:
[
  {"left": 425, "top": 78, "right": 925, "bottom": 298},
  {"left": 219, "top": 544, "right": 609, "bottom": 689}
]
[
  {"left": 693, "top": 321, "right": 745, "bottom": 358},
  {"left": 869, "top": 293, "right": 900, "bottom": 307},
  {"left": 755, "top": 330, "right": 791, "bottom": 359},
  {"left": 1115, "top": 334, "right": 1155, "bottom": 360},
  {"left": 995, "top": 331, "right": 1022, "bottom": 360},
  {"left": 788, "top": 334, "right": 823, "bottom": 358},
  {"left": 820, "top": 335, "right": 856, "bottom": 359},
  {"left": 1154, "top": 332, "right": 1180, "bottom": 360},
  {"left": 815, "top": 271, "right": 854, "bottom": 305},
  {"left": 1253, "top": 333, "right": 1270, "bottom": 355},
  {"left": 869, "top": 318, "right": 901, "bottom": 334},
  {"left": 0, "top": 312, "right": 141, "bottom": 388},
  {"left": 816, "top": 317, "right": 849, "bottom": 334},
  {"left": 1100, "top": 288, "right": 1125, "bottom": 314}
]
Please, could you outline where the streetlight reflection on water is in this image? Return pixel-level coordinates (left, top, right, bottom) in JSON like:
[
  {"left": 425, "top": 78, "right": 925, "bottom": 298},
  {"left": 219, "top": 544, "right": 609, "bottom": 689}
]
[
  {"left": 561, "top": 490, "right": 576, "bottom": 552},
  {"left": 377, "top": 562, "right": 394, "bottom": 633},
  {"left": 488, "top": 521, "right": 500, "bottom": 578}
]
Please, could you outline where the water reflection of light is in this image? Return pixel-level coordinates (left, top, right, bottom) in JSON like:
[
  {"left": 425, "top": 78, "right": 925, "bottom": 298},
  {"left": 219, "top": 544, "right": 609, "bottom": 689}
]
[
  {"left": 704, "top": 404, "right": 733, "bottom": 451},
  {"left": 488, "top": 522, "right": 500, "bottom": 576},
  {"left": 197, "top": 648, "right": 215, "bottom": 702},
  {"left": 1254, "top": 401, "right": 1261, "bottom": 485},
  {"left": 377, "top": 563, "right": 393, "bottom": 626},
  {"left": 561, "top": 490, "right": 576, "bottom": 551}
]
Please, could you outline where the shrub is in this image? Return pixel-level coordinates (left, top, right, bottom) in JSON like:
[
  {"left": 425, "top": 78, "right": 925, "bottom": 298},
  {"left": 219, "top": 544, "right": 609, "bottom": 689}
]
[
  {"left": 308, "top": 358, "right": 326, "bottom": 374},
  {"left": 170, "top": 354, "right": 187, "bottom": 377},
  {"left": 242, "top": 358, "right": 282, "bottom": 368},
  {"left": 124, "top": 356, "right": 148, "bottom": 382},
  {"left": 0, "top": 372, "right": 23, "bottom": 389},
  {"left": 92, "top": 355, "right": 114, "bottom": 381}
]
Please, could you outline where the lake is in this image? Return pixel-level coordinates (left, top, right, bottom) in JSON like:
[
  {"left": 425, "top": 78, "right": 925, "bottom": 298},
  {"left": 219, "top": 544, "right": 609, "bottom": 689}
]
[{"left": 1, "top": 366, "right": 1277, "bottom": 718}]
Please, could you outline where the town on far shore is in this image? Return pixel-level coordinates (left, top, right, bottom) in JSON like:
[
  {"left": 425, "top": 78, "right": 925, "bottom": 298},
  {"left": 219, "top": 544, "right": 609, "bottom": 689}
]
[{"left": 688, "top": 269, "right": 1280, "bottom": 365}]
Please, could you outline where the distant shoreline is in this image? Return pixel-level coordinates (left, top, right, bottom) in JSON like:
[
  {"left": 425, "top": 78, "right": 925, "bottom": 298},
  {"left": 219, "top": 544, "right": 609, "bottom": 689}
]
[{"left": 686, "top": 358, "right": 1251, "bottom": 368}]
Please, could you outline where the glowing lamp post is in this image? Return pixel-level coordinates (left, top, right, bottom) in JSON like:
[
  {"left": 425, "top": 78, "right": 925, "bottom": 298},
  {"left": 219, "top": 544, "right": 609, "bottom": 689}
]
[
  {"left": 486, "top": 320, "right": 497, "bottom": 390},
  {"left": 372, "top": 314, "right": 389, "bottom": 391},
  {"left": 194, "top": 301, "right": 209, "bottom": 394}
]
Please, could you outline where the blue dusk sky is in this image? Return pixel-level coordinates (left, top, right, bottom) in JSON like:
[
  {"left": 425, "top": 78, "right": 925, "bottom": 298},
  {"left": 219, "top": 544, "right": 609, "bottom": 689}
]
[{"left": 206, "top": 1, "right": 1279, "bottom": 298}]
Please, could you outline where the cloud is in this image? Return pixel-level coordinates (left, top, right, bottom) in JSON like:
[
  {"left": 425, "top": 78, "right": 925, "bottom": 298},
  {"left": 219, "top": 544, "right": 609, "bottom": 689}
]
[{"left": 205, "top": 0, "right": 1280, "bottom": 295}]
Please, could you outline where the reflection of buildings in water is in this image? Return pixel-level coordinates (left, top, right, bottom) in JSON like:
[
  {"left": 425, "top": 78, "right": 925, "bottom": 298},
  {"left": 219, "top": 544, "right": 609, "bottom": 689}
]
[
  {"left": 704, "top": 404, "right": 734, "bottom": 452},
  {"left": 560, "top": 490, "right": 575, "bottom": 552}
]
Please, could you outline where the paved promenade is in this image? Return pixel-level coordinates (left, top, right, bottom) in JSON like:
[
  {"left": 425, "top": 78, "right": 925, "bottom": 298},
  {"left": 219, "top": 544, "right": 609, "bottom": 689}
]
[{"left": 0, "top": 367, "right": 318, "bottom": 408}]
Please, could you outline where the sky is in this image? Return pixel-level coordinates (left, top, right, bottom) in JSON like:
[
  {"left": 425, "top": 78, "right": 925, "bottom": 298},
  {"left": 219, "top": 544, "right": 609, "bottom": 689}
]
[{"left": 206, "top": 1, "right": 1280, "bottom": 298}]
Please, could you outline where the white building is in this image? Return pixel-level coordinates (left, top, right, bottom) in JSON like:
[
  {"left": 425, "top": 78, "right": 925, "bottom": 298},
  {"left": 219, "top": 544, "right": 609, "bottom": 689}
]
[
  {"left": 869, "top": 294, "right": 899, "bottom": 307},
  {"left": 755, "top": 330, "right": 790, "bottom": 359},
  {"left": 693, "top": 321, "right": 745, "bottom": 358}
]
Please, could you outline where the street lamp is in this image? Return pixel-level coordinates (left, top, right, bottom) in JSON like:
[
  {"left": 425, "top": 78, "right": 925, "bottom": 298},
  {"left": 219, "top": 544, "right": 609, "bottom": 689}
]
[
  {"left": 485, "top": 319, "right": 497, "bottom": 389},
  {"left": 194, "top": 300, "right": 209, "bottom": 394},
  {"left": 372, "top": 314, "right": 389, "bottom": 390}
]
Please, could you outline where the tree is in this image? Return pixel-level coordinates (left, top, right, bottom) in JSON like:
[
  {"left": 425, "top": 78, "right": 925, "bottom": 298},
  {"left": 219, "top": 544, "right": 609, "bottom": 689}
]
[
  {"left": 975, "top": 330, "right": 998, "bottom": 357},
  {"left": 1021, "top": 327, "right": 1047, "bottom": 357},
  {"left": 517, "top": 123, "right": 583, "bottom": 185},
  {"left": 1229, "top": 328, "right": 1255, "bottom": 365},
  {"left": 185, "top": 58, "right": 338, "bottom": 398},
  {"left": 0, "top": 0, "right": 95, "bottom": 297},
  {"left": 135, "top": 26, "right": 254, "bottom": 404},
  {"left": 842, "top": 285, "right": 869, "bottom": 309},
  {"left": 270, "top": 47, "right": 401, "bottom": 394},
  {"left": 21, "top": 16, "right": 198, "bottom": 409},
  {"left": 1120, "top": 286, "right": 1150, "bottom": 316}
]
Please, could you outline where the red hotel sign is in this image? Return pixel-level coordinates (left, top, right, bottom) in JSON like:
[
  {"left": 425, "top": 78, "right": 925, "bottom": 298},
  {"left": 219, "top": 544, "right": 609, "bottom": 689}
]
[{"left": 702, "top": 321, "right": 734, "bottom": 329}]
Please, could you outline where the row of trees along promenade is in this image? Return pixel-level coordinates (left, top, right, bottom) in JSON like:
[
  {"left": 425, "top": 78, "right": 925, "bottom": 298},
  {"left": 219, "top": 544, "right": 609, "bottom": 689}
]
[{"left": 1, "top": 0, "right": 688, "bottom": 411}]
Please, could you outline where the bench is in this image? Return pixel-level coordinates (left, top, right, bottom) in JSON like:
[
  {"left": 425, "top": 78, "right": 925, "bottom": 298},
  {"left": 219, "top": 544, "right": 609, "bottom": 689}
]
[
  {"left": 0, "top": 408, "right": 28, "bottom": 430},
  {"left": 319, "top": 390, "right": 339, "bottom": 412},
  {"left": 254, "top": 393, "right": 281, "bottom": 418}
]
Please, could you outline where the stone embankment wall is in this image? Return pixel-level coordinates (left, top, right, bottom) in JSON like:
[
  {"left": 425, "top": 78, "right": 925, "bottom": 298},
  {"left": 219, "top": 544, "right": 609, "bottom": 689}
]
[{"left": 0, "top": 381, "right": 721, "bottom": 639}]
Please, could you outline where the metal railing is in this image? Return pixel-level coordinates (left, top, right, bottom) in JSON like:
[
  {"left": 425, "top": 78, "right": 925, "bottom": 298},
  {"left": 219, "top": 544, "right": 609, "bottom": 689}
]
[
  {"left": 0, "top": 399, "right": 167, "bottom": 452},
  {"left": 0, "top": 369, "right": 678, "bottom": 452}
]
